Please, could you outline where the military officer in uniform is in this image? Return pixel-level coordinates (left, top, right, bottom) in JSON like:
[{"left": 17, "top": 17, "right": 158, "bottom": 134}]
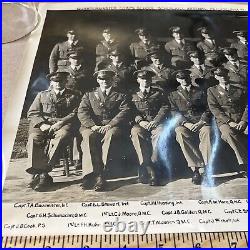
[
  {"left": 106, "top": 48, "right": 135, "bottom": 92},
  {"left": 187, "top": 50, "right": 213, "bottom": 87},
  {"left": 222, "top": 47, "right": 247, "bottom": 86},
  {"left": 49, "top": 29, "right": 84, "bottom": 73},
  {"left": 131, "top": 69, "right": 169, "bottom": 186},
  {"left": 66, "top": 50, "right": 92, "bottom": 95},
  {"left": 196, "top": 27, "right": 221, "bottom": 67},
  {"left": 207, "top": 67, "right": 248, "bottom": 175},
  {"left": 78, "top": 69, "right": 131, "bottom": 191},
  {"left": 168, "top": 70, "right": 212, "bottom": 185},
  {"left": 130, "top": 28, "right": 161, "bottom": 69},
  {"left": 26, "top": 72, "right": 80, "bottom": 191},
  {"left": 96, "top": 27, "right": 120, "bottom": 66},
  {"left": 164, "top": 26, "right": 194, "bottom": 68},
  {"left": 230, "top": 30, "right": 248, "bottom": 60},
  {"left": 143, "top": 49, "right": 175, "bottom": 92}
]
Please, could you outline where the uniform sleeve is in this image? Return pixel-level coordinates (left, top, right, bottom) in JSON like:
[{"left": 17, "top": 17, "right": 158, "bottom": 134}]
[
  {"left": 164, "top": 42, "right": 171, "bottom": 54},
  {"left": 49, "top": 44, "right": 60, "bottom": 73},
  {"left": 108, "top": 94, "right": 131, "bottom": 127},
  {"left": 96, "top": 43, "right": 106, "bottom": 57},
  {"left": 153, "top": 93, "right": 170, "bottom": 125},
  {"left": 168, "top": 92, "right": 186, "bottom": 125},
  {"left": 129, "top": 43, "right": 135, "bottom": 58},
  {"left": 241, "top": 105, "right": 248, "bottom": 123},
  {"left": 77, "top": 93, "right": 96, "bottom": 128},
  {"left": 207, "top": 88, "right": 231, "bottom": 125},
  {"left": 27, "top": 93, "right": 47, "bottom": 128}
]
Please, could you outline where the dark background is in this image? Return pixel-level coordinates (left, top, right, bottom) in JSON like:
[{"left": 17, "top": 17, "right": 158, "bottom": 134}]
[{"left": 21, "top": 9, "right": 247, "bottom": 116}]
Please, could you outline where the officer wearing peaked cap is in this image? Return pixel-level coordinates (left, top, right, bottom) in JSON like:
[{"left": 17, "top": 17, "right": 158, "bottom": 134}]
[
  {"left": 96, "top": 27, "right": 120, "bottom": 66},
  {"left": 78, "top": 67, "right": 131, "bottom": 192},
  {"left": 66, "top": 50, "right": 92, "bottom": 95},
  {"left": 130, "top": 27, "right": 161, "bottom": 68},
  {"left": 230, "top": 30, "right": 248, "bottom": 60},
  {"left": 222, "top": 47, "right": 248, "bottom": 86},
  {"left": 26, "top": 71, "right": 80, "bottom": 191},
  {"left": 49, "top": 29, "right": 85, "bottom": 73},
  {"left": 131, "top": 69, "right": 170, "bottom": 186},
  {"left": 196, "top": 26, "right": 221, "bottom": 67},
  {"left": 164, "top": 26, "right": 194, "bottom": 68},
  {"left": 168, "top": 69, "right": 212, "bottom": 185},
  {"left": 207, "top": 67, "right": 248, "bottom": 176},
  {"left": 187, "top": 50, "right": 213, "bottom": 87},
  {"left": 143, "top": 49, "right": 175, "bottom": 92}
]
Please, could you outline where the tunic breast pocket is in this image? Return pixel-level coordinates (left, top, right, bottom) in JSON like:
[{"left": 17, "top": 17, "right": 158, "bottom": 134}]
[
  {"left": 59, "top": 48, "right": 68, "bottom": 59},
  {"left": 42, "top": 103, "right": 54, "bottom": 113}
]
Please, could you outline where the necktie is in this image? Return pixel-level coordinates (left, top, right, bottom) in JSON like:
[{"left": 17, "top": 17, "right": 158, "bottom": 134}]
[{"left": 102, "top": 90, "right": 107, "bottom": 98}]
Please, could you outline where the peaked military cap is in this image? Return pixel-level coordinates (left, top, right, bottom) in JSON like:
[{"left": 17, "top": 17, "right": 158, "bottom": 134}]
[
  {"left": 187, "top": 50, "right": 200, "bottom": 58},
  {"left": 135, "top": 27, "right": 150, "bottom": 36},
  {"left": 212, "top": 67, "right": 229, "bottom": 76},
  {"left": 169, "top": 26, "right": 181, "bottom": 33},
  {"left": 233, "top": 30, "right": 247, "bottom": 37},
  {"left": 109, "top": 48, "right": 122, "bottom": 56},
  {"left": 133, "top": 69, "right": 155, "bottom": 79},
  {"left": 68, "top": 50, "right": 82, "bottom": 59},
  {"left": 197, "top": 27, "right": 209, "bottom": 34},
  {"left": 222, "top": 47, "right": 238, "bottom": 55},
  {"left": 172, "top": 69, "right": 191, "bottom": 79},
  {"left": 46, "top": 72, "right": 69, "bottom": 81},
  {"left": 66, "top": 29, "right": 76, "bottom": 35}
]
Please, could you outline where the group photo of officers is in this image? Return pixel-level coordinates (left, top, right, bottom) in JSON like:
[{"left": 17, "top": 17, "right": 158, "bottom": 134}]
[{"left": 25, "top": 24, "right": 248, "bottom": 192}]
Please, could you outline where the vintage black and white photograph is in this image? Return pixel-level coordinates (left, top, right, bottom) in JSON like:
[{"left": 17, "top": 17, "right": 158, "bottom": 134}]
[{"left": 2, "top": 6, "right": 248, "bottom": 203}]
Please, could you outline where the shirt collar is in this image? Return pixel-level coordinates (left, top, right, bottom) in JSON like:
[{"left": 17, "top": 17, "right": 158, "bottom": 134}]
[
  {"left": 100, "top": 86, "right": 112, "bottom": 95},
  {"left": 54, "top": 88, "right": 65, "bottom": 96},
  {"left": 71, "top": 64, "right": 81, "bottom": 70},
  {"left": 181, "top": 85, "right": 191, "bottom": 92},
  {"left": 140, "top": 86, "right": 151, "bottom": 94}
]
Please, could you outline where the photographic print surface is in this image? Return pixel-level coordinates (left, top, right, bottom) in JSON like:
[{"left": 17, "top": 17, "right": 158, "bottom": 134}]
[{"left": 3, "top": 6, "right": 248, "bottom": 204}]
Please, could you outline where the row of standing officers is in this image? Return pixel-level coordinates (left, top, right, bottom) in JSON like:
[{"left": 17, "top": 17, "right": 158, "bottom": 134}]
[{"left": 25, "top": 26, "right": 248, "bottom": 192}]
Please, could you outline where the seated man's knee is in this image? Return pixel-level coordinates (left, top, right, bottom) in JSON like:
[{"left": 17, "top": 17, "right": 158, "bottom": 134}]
[
  {"left": 131, "top": 126, "right": 144, "bottom": 137},
  {"left": 175, "top": 126, "right": 187, "bottom": 135},
  {"left": 220, "top": 125, "right": 235, "bottom": 140}
]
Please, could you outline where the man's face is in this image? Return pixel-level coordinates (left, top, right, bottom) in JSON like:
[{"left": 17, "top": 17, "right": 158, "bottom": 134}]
[
  {"left": 137, "top": 77, "right": 152, "bottom": 89},
  {"left": 201, "top": 31, "right": 212, "bottom": 39},
  {"left": 225, "top": 53, "right": 238, "bottom": 62},
  {"left": 97, "top": 77, "right": 113, "bottom": 89},
  {"left": 103, "top": 32, "right": 114, "bottom": 42},
  {"left": 176, "top": 76, "right": 191, "bottom": 87},
  {"left": 151, "top": 56, "right": 162, "bottom": 66},
  {"left": 51, "top": 80, "right": 65, "bottom": 91},
  {"left": 69, "top": 57, "right": 81, "bottom": 66},
  {"left": 139, "top": 34, "right": 150, "bottom": 44},
  {"left": 215, "top": 74, "right": 228, "bottom": 83},
  {"left": 67, "top": 33, "right": 77, "bottom": 42},
  {"left": 172, "top": 31, "right": 182, "bottom": 40},
  {"left": 237, "top": 35, "right": 247, "bottom": 43},
  {"left": 190, "top": 56, "right": 202, "bottom": 65},
  {"left": 110, "top": 55, "right": 121, "bottom": 64}
]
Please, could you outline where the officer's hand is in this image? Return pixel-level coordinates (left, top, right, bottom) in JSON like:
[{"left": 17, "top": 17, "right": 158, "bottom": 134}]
[
  {"left": 190, "top": 121, "right": 205, "bottom": 132},
  {"left": 235, "top": 121, "right": 247, "bottom": 131},
  {"left": 139, "top": 121, "right": 149, "bottom": 130},
  {"left": 146, "top": 121, "right": 158, "bottom": 130},
  {"left": 49, "top": 121, "right": 64, "bottom": 133},
  {"left": 99, "top": 125, "right": 111, "bottom": 134},
  {"left": 183, "top": 122, "right": 194, "bottom": 131},
  {"left": 91, "top": 125, "right": 101, "bottom": 132},
  {"left": 40, "top": 124, "right": 51, "bottom": 132},
  {"left": 228, "top": 121, "right": 238, "bottom": 129}
]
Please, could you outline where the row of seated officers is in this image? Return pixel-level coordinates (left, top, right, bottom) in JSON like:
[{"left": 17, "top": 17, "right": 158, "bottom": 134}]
[{"left": 25, "top": 63, "right": 248, "bottom": 192}]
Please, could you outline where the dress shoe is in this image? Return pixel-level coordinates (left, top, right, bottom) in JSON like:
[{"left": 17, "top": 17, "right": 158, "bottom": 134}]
[
  {"left": 26, "top": 174, "right": 40, "bottom": 188},
  {"left": 192, "top": 170, "right": 202, "bottom": 185},
  {"left": 33, "top": 173, "right": 53, "bottom": 191},
  {"left": 94, "top": 175, "right": 106, "bottom": 192},
  {"left": 146, "top": 166, "right": 158, "bottom": 186}
]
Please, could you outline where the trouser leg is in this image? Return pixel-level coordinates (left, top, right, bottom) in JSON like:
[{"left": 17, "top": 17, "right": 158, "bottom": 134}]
[
  {"left": 72, "top": 134, "right": 82, "bottom": 161},
  {"left": 80, "top": 128, "right": 103, "bottom": 177},
  {"left": 219, "top": 124, "right": 248, "bottom": 165},
  {"left": 151, "top": 125, "right": 163, "bottom": 164},
  {"left": 47, "top": 126, "right": 72, "bottom": 167},
  {"left": 175, "top": 126, "right": 205, "bottom": 168},
  {"left": 26, "top": 128, "right": 48, "bottom": 173},
  {"left": 131, "top": 125, "right": 152, "bottom": 165},
  {"left": 199, "top": 125, "right": 212, "bottom": 165},
  {"left": 102, "top": 127, "right": 123, "bottom": 167}
]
